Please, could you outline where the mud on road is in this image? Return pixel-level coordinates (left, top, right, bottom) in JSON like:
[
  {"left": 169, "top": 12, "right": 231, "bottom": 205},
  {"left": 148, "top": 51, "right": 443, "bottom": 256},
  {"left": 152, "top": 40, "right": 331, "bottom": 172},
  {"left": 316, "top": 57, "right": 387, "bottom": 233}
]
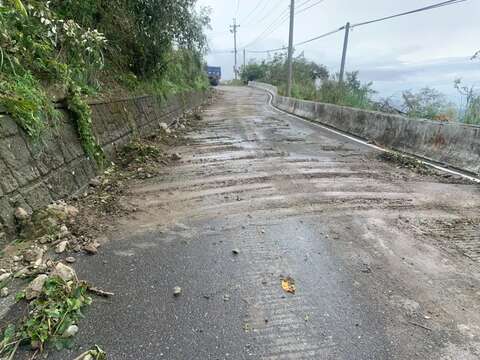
[{"left": 50, "top": 86, "right": 480, "bottom": 359}]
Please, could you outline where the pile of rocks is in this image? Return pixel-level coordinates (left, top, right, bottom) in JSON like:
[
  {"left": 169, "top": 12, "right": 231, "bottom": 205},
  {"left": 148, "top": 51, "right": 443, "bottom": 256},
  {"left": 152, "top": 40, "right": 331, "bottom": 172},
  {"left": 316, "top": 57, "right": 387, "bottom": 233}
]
[{"left": 0, "top": 201, "right": 100, "bottom": 300}]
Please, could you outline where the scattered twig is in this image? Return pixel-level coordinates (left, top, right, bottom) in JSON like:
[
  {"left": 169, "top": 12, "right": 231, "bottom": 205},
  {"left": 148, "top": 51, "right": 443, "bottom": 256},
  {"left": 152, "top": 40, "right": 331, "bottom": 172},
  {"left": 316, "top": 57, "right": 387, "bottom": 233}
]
[
  {"left": 72, "top": 345, "right": 106, "bottom": 360},
  {"left": 86, "top": 285, "right": 114, "bottom": 297},
  {"left": 72, "top": 350, "right": 91, "bottom": 360},
  {"left": 407, "top": 321, "right": 432, "bottom": 331},
  {"left": 6, "top": 340, "right": 20, "bottom": 360},
  {"left": 29, "top": 349, "right": 39, "bottom": 360}
]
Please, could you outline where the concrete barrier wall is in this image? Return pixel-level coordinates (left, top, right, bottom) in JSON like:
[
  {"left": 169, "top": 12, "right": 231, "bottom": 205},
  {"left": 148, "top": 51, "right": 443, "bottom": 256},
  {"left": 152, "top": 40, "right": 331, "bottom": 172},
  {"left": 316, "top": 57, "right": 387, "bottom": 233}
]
[
  {"left": 0, "top": 92, "right": 205, "bottom": 234},
  {"left": 250, "top": 81, "right": 480, "bottom": 176}
]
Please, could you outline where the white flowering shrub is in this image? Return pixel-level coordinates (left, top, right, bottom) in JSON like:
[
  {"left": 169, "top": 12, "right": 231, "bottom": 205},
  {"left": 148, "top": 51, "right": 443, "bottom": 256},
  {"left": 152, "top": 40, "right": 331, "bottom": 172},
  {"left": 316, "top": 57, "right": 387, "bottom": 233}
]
[
  {"left": 1, "top": 1, "right": 106, "bottom": 86},
  {"left": 0, "top": 0, "right": 107, "bottom": 162},
  {"left": 0, "top": 0, "right": 209, "bottom": 165}
]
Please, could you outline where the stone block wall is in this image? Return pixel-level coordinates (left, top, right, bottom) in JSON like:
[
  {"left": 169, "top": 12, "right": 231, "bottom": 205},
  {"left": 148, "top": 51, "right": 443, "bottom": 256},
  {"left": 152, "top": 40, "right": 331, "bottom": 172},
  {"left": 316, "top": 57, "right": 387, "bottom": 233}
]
[{"left": 0, "top": 92, "right": 205, "bottom": 236}]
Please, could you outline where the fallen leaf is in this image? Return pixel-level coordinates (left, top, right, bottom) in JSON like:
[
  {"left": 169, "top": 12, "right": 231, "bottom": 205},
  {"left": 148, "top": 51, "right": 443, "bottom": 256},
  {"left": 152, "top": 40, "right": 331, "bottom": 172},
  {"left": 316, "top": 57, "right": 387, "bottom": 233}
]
[{"left": 281, "top": 276, "right": 296, "bottom": 294}]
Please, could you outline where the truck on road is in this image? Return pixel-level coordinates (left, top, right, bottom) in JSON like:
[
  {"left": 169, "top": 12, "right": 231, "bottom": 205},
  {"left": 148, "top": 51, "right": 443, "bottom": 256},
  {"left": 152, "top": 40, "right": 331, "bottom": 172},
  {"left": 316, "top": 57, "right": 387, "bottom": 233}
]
[{"left": 205, "top": 66, "right": 221, "bottom": 86}]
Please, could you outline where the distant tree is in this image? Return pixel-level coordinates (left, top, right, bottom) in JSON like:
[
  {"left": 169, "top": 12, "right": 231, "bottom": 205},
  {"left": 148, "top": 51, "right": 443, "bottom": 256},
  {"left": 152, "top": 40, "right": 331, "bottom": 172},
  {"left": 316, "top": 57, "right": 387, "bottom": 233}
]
[
  {"left": 240, "top": 62, "right": 267, "bottom": 82},
  {"left": 243, "top": 53, "right": 374, "bottom": 109},
  {"left": 454, "top": 79, "right": 480, "bottom": 124},
  {"left": 317, "top": 71, "right": 375, "bottom": 109},
  {"left": 400, "top": 87, "right": 453, "bottom": 120}
]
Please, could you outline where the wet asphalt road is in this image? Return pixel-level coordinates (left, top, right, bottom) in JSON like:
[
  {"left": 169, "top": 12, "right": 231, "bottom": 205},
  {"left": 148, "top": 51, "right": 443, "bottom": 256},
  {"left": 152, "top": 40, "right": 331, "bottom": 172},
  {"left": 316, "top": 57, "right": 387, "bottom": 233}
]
[{"left": 49, "top": 86, "right": 480, "bottom": 359}]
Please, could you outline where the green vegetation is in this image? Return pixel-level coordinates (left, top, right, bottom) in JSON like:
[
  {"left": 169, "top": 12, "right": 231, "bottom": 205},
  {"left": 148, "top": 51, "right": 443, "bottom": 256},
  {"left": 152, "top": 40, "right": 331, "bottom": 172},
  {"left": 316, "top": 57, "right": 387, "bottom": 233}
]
[
  {"left": 242, "top": 52, "right": 480, "bottom": 125},
  {"left": 0, "top": 276, "right": 92, "bottom": 357},
  {"left": 399, "top": 87, "right": 455, "bottom": 121},
  {"left": 0, "top": 0, "right": 210, "bottom": 164},
  {"left": 454, "top": 79, "right": 480, "bottom": 125},
  {"left": 240, "top": 52, "right": 375, "bottom": 110}
]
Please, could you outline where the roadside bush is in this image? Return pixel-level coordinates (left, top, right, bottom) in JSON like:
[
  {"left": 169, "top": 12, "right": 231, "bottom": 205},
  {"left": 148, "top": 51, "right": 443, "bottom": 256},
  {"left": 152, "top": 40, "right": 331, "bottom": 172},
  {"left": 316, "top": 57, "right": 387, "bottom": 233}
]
[
  {"left": 454, "top": 79, "right": 480, "bottom": 125},
  {"left": 0, "top": 1, "right": 106, "bottom": 159},
  {"left": 241, "top": 52, "right": 328, "bottom": 100},
  {"left": 0, "top": 0, "right": 210, "bottom": 164},
  {"left": 243, "top": 54, "right": 374, "bottom": 109},
  {"left": 400, "top": 87, "right": 454, "bottom": 120},
  {"left": 317, "top": 72, "right": 375, "bottom": 110}
]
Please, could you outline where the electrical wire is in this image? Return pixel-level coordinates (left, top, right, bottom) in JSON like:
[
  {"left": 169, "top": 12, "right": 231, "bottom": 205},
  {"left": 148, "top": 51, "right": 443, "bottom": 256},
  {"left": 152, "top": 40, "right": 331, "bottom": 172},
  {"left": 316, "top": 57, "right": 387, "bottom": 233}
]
[
  {"left": 296, "top": 0, "right": 315, "bottom": 9},
  {"left": 247, "top": 25, "right": 342, "bottom": 53},
  {"left": 245, "top": 0, "right": 288, "bottom": 27},
  {"left": 296, "top": 0, "right": 326, "bottom": 15},
  {"left": 236, "top": 0, "right": 241, "bottom": 17},
  {"left": 209, "top": 49, "right": 235, "bottom": 54},
  {"left": 247, "top": 46, "right": 287, "bottom": 53},
  {"left": 240, "top": 0, "right": 267, "bottom": 25},
  {"left": 294, "top": 26, "right": 344, "bottom": 47},
  {"left": 244, "top": 0, "right": 468, "bottom": 53},
  {"left": 351, "top": 0, "right": 467, "bottom": 28},
  {"left": 242, "top": 0, "right": 327, "bottom": 51},
  {"left": 241, "top": 6, "right": 290, "bottom": 48}
]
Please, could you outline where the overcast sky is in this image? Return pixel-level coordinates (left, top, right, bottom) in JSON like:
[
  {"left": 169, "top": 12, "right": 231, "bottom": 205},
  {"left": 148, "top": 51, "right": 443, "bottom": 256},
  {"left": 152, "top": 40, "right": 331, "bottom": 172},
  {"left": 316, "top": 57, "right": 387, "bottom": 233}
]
[{"left": 197, "top": 0, "right": 480, "bottom": 102}]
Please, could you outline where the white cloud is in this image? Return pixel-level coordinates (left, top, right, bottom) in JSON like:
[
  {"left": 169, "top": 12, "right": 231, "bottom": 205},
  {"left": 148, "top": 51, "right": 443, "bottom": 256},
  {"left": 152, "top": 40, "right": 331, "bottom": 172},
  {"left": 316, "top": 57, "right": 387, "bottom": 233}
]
[{"left": 198, "top": 0, "right": 480, "bottom": 99}]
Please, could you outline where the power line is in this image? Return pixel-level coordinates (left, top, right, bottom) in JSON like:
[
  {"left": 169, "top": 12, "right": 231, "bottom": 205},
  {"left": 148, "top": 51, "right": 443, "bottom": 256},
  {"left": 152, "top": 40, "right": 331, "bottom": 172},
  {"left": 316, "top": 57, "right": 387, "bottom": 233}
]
[
  {"left": 241, "top": 6, "right": 290, "bottom": 48},
  {"left": 351, "top": 0, "right": 467, "bottom": 28},
  {"left": 240, "top": 0, "right": 268, "bottom": 25},
  {"left": 236, "top": 0, "right": 241, "bottom": 17},
  {"left": 209, "top": 49, "right": 235, "bottom": 54},
  {"left": 296, "top": 0, "right": 326, "bottom": 15},
  {"left": 245, "top": 0, "right": 468, "bottom": 53},
  {"left": 241, "top": 0, "right": 324, "bottom": 49},
  {"left": 246, "top": 0, "right": 288, "bottom": 27},
  {"left": 296, "top": 0, "right": 314, "bottom": 9},
  {"left": 247, "top": 26, "right": 342, "bottom": 53},
  {"left": 294, "top": 26, "right": 344, "bottom": 47},
  {"left": 247, "top": 47, "right": 287, "bottom": 53}
]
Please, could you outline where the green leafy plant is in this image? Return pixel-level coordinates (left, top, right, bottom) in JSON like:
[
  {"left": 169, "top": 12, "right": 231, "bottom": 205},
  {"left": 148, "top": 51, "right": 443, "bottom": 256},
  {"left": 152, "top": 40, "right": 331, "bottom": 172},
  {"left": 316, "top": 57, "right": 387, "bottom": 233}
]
[
  {"left": 244, "top": 53, "right": 374, "bottom": 109},
  {"left": 0, "top": 1, "right": 106, "bottom": 155},
  {"left": 400, "top": 87, "right": 454, "bottom": 120},
  {"left": 5, "top": 0, "right": 27, "bottom": 16},
  {"left": 1, "top": 0, "right": 210, "bottom": 167},
  {"left": 454, "top": 79, "right": 480, "bottom": 125},
  {"left": 0, "top": 72, "right": 59, "bottom": 138},
  {"left": 0, "top": 276, "right": 92, "bottom": 357},
  {"left": 67, "top": 87, "right": 105, "bottom": 166}
]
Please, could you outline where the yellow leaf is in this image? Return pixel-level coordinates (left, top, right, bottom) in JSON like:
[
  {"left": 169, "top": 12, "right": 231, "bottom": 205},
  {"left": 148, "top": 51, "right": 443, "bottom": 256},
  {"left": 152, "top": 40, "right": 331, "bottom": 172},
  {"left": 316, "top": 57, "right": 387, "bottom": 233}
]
[{"left": 281, "top": 277, "right": 296, "bottom": 294}]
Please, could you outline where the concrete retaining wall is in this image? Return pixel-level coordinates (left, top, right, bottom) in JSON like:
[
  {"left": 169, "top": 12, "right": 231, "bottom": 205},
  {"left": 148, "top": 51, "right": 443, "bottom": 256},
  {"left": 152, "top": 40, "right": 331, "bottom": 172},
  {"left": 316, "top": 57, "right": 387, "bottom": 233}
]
[
  {"left": 0, "top": 92, "right": 205, "bottom": 234},
  {"left": 250, "top": 81, "right": 480, "bottom": 176}
]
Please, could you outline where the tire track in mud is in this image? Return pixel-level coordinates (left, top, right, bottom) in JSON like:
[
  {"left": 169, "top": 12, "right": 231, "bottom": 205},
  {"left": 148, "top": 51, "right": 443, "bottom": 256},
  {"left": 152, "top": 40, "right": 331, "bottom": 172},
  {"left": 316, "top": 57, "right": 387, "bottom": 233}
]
[{"left": 80, "top": 86, "right": 480, "bottom": 360}]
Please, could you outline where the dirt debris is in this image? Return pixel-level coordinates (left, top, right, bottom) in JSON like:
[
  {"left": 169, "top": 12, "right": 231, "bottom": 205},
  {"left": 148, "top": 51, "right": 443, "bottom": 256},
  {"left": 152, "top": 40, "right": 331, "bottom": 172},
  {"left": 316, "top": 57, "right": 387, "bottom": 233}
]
[
  {"left": 0, "top": 103, "right": 209, "bottom": 358},
  {"left": 377, "top": 151, "right": 433, "bottom": 175}
]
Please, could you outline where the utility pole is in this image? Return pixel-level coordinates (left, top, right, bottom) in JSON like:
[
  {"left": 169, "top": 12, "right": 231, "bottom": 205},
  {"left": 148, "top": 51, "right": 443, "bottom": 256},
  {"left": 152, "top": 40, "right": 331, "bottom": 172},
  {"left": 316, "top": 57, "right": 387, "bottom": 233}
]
[
  {"left": 339, "top": 22, "right": 350, "bottom": 84},
  {"left": 243, "top": 48, "right": 246, "bottom": 70},
  {"left": 230, "top": 19, "right": 240, "bottom": 80},
  {"left": 286, "top": 0, "right": 295, "bottom": 97},
  {"left": 242, "top": 48, "right": 246, "bottom": 81}
]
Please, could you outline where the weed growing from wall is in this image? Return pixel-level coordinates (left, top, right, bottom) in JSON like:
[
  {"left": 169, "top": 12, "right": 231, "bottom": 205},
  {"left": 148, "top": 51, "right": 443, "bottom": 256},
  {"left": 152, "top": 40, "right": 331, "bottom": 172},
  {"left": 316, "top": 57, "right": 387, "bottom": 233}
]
[{"left": 66, "top": 87, "right": 105, "bottom": 167}]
